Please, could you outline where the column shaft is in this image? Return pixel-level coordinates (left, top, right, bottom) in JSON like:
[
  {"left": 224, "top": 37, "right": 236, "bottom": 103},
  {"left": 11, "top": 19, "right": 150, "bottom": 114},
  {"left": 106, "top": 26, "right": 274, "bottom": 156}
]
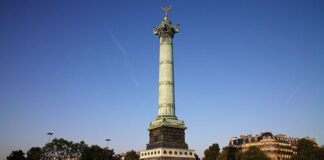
[{"left": 158, "top": 37, "right": 175, "bottom": 117}]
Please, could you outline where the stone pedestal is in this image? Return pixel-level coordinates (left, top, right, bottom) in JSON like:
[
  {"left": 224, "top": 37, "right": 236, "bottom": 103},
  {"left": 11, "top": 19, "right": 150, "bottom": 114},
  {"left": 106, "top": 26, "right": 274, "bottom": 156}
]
[{"left": 147, "top": 126, "right": 188, "bottom": 149}]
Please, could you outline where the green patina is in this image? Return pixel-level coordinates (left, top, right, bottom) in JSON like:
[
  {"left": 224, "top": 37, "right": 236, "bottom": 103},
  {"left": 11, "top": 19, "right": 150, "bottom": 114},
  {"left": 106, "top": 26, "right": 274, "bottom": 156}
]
[
  {"left": 154, "top": 17, "right": 179, "bottom": 38},
  {"left": 149, "top": 116, "right": 186, "bottom": 130}
]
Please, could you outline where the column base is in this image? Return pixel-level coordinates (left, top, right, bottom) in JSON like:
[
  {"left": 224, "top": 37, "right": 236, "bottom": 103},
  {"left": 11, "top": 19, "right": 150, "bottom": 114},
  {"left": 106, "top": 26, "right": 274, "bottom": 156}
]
[
  {"left": 140, "top": 148, "right": 195, "bottom": 160},
  {"left": 147, "top": 126, "right": 188, "bottom": 149}
]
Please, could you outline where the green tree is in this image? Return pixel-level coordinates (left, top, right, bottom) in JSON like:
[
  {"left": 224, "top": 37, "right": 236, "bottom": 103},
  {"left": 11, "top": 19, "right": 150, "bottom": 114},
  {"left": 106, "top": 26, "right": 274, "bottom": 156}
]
[
  {"left": 7, "top": 150, "right": 27, "bottom": 160},
  {"left": 240, "top": 146, "right": 269, "bottom": 160},
  {"left": 203, "top": 143, "right": 220, "bottom": 160},
  {"left": 114, "top": 154, "right": 122, "bottom": 160},
  {"left": 315, "top": 147, "right": 324, "bottom": 159},
  {"left": 194, "top": 153, "right": 200, "bottom": 160},
  {"left": 27, "top": 147, "right": 42, "bottom": 160},
  {"left": 42, "top": 138, "right": 85, "bottom": 160},
  {"left": 217, "top": 146, "right": 238, "bottom": 160},
  {"left": 80, "top": 145, "right": 104, "bottom": 160},
  {"left": 291, "top": 138, "right": 324, "bottom": 160},
  {"left": 124, "top": 150, "right": 139, "bottom": 160},
  {"left": 80, "top": 145, "right": 117, "bottom": 160}
]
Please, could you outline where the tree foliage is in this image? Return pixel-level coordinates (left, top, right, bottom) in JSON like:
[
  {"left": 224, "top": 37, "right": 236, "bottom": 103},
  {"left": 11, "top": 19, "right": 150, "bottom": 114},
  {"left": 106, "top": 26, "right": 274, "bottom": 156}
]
[
  {"left": 7, "top": 150, "right": 27, "bottom": 160},
  {"left": 27, "top": 147, "right": 42, "bottom": 160},
  {"left": 217, "top": 146, "right": 239, "bottom": 160},
  {"left": 80, "top": 145, "right": 118, "bottom": 160},
  {"left": 316, "top": 147, "right": 324, "bottom": 159},
  {"left": 240, "top": 146, "right": 269, "bottom": 160},
  {"left": 42, "top": 138, "right": 86, "bottom": 160},
  {"left": 194, "top": 153, "right": 200, "bottom": 160},
  {"left": 291, "top": 138, "right": 324, "bottom": 160},
  {"left": 7, "top": 138, "right": 122, "bottom": 160},
  {"left": 124, "top": 150, "right": 139, "bottom": 160},
  {"left": 203, "top": 143, "right": 220, "bottom": 160}
]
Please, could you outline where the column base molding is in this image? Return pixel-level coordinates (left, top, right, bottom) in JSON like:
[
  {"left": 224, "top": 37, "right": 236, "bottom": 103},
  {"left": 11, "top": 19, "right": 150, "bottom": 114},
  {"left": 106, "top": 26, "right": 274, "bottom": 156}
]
[{"left": 140, "top": 148, "right": 195, "bottom": 160}]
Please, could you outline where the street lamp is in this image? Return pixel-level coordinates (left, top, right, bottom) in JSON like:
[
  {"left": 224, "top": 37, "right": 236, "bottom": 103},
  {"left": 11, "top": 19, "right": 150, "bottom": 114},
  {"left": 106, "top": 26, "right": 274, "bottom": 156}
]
[
  {"left": 47, "top": 132, "right": 53, "bottom": 143},
  {"left": 105, "top": 139, "right": 111, "bottom": 160},
  {"left": 105, "top": 139, "right": 111, "bottom": 149}
]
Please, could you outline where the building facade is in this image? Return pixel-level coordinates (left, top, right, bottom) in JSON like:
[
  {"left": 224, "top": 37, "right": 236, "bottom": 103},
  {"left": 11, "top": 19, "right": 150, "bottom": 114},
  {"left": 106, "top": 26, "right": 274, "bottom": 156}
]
[{"left": 229, "top": 132, "right": 300, "bottom": 160}]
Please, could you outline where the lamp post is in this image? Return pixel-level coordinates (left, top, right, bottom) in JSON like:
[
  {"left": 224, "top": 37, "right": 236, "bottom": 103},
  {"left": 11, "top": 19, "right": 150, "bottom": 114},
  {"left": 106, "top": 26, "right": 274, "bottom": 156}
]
[
  {"left": 105, "top": 139, "right": 111, "bottom": 160},
  {"left": 105, "top": 139, "right": 111, "bottom": 149},
  {"left": 46, "top": 132, "right": 54, "bottom": 160},
  {"left": 47, "top": 132, "right": 53, "bottom": 143}
]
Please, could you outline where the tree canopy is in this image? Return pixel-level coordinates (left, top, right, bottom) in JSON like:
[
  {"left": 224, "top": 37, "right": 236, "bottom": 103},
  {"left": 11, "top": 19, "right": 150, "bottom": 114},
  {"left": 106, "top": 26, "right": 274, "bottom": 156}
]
[
  {"left": 7, "top": 138, "right": 122, "bottom": 160},
  {"left": 7, "top": 150, "right": 27, "bottom": 160},
  {"left": 124, "top": 150, "right": 139, "bottom": 160},
  {"left": 292, "top": 138, "right": 324, "bottom": 160},
  {"left": 80, "top": 145, "right": 118, "bottom": 160},
  {"left": 27, "top": 147, "right": 42, "bottom": 160},
  {"left": 217, "top": 146, "right": 239, "bottom": 160},
  {"left": 203, "top": 143, "right": 220, "bottom": 160},
  {"left": 194, "top": 153, "right": 200, "bottom": 160},
  {"left": 42, "top": 138, "right": 86, "bottom": 160},
  {"left": 240, "top": 146, "right": 270, "bottom": 160}
]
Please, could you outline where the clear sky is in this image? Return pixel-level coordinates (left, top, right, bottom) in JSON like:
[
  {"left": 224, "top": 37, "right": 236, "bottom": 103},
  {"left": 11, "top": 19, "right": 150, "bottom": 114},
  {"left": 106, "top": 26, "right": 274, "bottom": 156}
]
[{"left": 0, "top": 0, "right": 323, "bottom": 159}]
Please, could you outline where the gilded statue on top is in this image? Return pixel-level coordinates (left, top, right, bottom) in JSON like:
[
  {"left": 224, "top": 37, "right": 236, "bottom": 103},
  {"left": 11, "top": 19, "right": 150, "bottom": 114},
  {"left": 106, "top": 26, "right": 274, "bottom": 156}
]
[{"left": 162, "top": 6, "right": 171, "bottom": 17}]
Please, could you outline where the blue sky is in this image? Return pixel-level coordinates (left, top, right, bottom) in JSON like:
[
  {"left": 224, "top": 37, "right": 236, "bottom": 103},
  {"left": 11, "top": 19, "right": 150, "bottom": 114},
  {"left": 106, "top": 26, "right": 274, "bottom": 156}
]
[{"left": 0, "top": 0, "right": 323, "bottom": 158}]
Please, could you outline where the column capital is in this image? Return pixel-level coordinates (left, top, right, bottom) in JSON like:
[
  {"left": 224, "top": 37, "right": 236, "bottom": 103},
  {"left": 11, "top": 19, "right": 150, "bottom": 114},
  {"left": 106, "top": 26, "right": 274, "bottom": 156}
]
[{"left": 154, "top": 17, "right": 179, "bottom": 38}]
